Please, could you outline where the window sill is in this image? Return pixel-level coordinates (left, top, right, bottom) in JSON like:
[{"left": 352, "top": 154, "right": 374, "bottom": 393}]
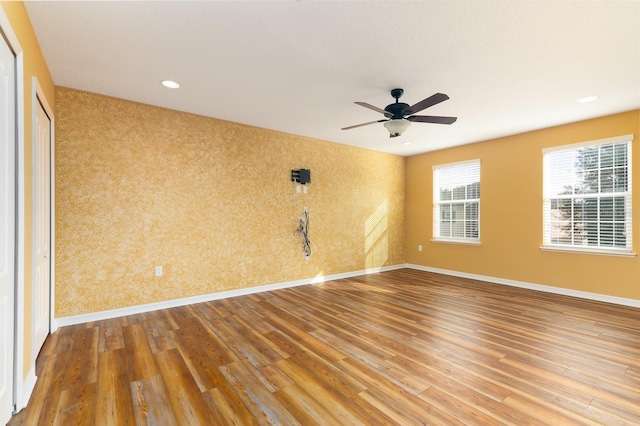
[
  {"left": 431, "top": 238, "right": 482, "bottom": 246},
  {"left": 539, "top": 246, "right": 637, "bottom": 258}
]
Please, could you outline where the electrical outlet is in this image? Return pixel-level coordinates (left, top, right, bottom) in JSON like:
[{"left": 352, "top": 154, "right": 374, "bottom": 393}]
[
  {"left": 305, "top": 254, "right": 310, "bottom": 261},
  {"left": 303, "top": 186, "right": 308, "bottom": 193},
  {"left": 418, "top": 245, "right": 423, "bottom": 252},
  {"left": 155, "top": 266, "right": 163, "bottom": 277},
  {"left": 296, "top": 185, "right": 301, "bottom": 194}
]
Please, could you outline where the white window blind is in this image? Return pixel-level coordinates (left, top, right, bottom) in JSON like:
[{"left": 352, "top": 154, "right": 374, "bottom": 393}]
[
  {"left": 433, "top": 160, "right": 480, "bottom": 241},
  {"left": 543, "top": 135, "right": 633, "bottom": 253}
]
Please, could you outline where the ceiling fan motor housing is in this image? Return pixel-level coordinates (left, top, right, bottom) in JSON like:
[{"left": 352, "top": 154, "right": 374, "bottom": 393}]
[
  {"left": 384, "top": 102, "right": 410, "bottom": 118},
  {"left": 385, "top": 88, "right": 410, "bottom": 118}
]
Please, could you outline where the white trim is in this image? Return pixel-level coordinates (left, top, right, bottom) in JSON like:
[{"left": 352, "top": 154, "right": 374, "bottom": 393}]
[
  {"left": 49, "top": 106, "right": 56, "bottom": 335},
  {"left": 54, "top": 264, "right": 406, "bottom": 327},
  {"left": 431, "top": 238, "right": 481, "bottom": 246},
  {"left": 540, "top": 245, "right": 637, "bottom": 258},
  {"left": 406, "top": 264, "right": 640, "bottom": 308},
  {"left": 12, "top": 56, "right": 27, "bottom": 414},
  {"left": 30, "top": 77, "right": 55, "bottom": 373},
  {"left": 19, "top": 367, "right": 35, "bottom": 413},
  {"left": 542, "top": 133, "right": 634, "bottom": 154},
  {"left": 13, "top": 50, "right": 25, "bottom": 411},
  {"left": 431, "top": 158, "right": 481, "bottom": 170},
  {"left": 1, "top": 4, "right": 26, "bottom": 415},
  {"left": 542, "top": 138, "right": 633, "bottom": 252},
  {"left": 433, "top": 159, "right": 481, "bottom": 242}
]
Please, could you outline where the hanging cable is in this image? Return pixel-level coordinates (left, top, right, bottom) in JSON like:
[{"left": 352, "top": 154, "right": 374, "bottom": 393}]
[{"left": 294, "top": 208, "right": 311, "bottom": 258}]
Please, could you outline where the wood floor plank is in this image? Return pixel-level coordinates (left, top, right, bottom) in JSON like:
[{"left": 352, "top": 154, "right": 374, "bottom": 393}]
[
  {"left": 61, "top": 326, "right": 99, "bottom": 392},
  {"left": 501, "top": 392, "right": 602, "bottom": 426},
  {"left": 260, "top": 312, "right": 346, "bottom": 362},
  {"left": 95, "top": 349, "right": 135, "bottom": 425},
  {"left": 170, "top": 316, "right": 237, "bottom": 392},
  {"left": 378, "top": 354, "right": 433, "bottom": 395},
  {"left": 231, "top": 314, "right": 290, "bottom": 360},
  {"left": 273, "top": 358, "right": 368, "bottom": 426},
  {"left": 219, "top": 360, "right": 301, "bottom": 425},
  {"left": 130, "top": 374, "right": 178, "bottom": 426},
  {"left": 215, "top": 315, "right": 286, "bottom": 366},
  {"left": 417, "top": 385, "right": 504, "bottom": 425},
  {"left": 334, "top": 356, "right": 464, "bottom": 425},
  {"left": 587, "top": 398, "right": 640, "bottom": 425},
  {"left": 358, "top": 389, "right": 450, "bottom": 426},
  {"left": 273, "top": 384, "right": 340, "bottom": 425},
  {"left": 75, "top": 382, "right": 98, "bottom": 425},
  {"left": 202, "top": 387, "right": 258, "bottom": 426},
  {"left": 273, "top": 288, "right": 371, "bottom": 336},
  {"left": 587, "top": 395, "right": 640, "bottom": 423},
  {"left": 122, "top": 323, "right": 159, "bottom": 381},
  {"left": 9, "top": 269, "right": 640, "bottom": 425},
  {"left": 403, "top": 341, "right": 513, "bottom": 403},
  {"left": 190, "top": 315, "right": 239, "bottom": 365},
  {"left": 140, "top": 310, "right": 177, "bottom": 354},
  {"left": 51, "top": 388, "right": 77, "bottom": 425},
  {"left": 439, "top": 347, "right": 600, "bottom": 416},
  {"left": 97, "top": 317, "right": 126, "bottom": 353},
  {"left": 309, "top": 327, "right": 394, "bottom": 367},
  {"left": 154, "top": 349, "right": 214, "bottom": 424}
]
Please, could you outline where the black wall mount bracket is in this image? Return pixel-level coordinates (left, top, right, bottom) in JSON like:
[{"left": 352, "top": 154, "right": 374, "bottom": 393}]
[{"left": 291, "top": 169, "right": 311, "bottom": 185}]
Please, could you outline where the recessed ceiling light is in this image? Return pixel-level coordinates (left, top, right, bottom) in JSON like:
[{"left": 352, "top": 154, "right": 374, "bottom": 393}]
[
  {"left": 161, "top": 80, "right": 180, "bottom": 89},
  {"left": 577, "top": 95, "right": 598, "bottom": 103}
]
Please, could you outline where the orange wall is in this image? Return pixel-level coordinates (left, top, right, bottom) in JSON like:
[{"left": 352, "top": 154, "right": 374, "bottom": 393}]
[
  {"left": 0, "top": 2, "right": 54, "bottom": 378},
  {"left": 406, "top": 110, "right": 640, "bottom": 300},
  {"left": 55, "top": 87, "right": 405, "bottom": 317}
]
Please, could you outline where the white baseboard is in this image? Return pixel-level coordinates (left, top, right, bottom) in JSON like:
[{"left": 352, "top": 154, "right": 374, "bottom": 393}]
[
  {"left": 54, "top": 262, "right": 638, "bottom": 327},
  {"left": 54, "top": 264, "right": 406, "bottom": 327},
  {"left": 406, "top": 264, "right": 640, "bottom": 308}
]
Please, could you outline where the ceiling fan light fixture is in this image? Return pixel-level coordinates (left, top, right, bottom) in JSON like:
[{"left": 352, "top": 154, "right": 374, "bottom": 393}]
[{"left": 384, "top": 119, "right": 411, "bottom": 137}]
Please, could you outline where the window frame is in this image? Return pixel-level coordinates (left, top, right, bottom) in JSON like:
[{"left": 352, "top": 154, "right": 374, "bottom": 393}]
[
  {"left": 432, "top": 159, "right": 481, "bottom": 245},
  {"left": 541, "top": 134, "right": 634, "bottom": 256}
]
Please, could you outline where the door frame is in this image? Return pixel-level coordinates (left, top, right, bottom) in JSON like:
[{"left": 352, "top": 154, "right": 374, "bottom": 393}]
[
  {"left": 30, "top": 77, "right": 55, "bottom": 370},
  {"left": 0, "top": 4, "right": 26, "bottom": 415}
]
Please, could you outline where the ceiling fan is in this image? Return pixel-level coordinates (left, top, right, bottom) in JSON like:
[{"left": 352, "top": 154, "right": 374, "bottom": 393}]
[{"left": 342, "top": 88, "right": 457, "bottom": 138}]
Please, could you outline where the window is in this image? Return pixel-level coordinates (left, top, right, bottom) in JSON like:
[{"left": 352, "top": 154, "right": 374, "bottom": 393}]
[
  {"left": 543, "top": 135, "right": 633, "bottom": 254},
  {"left": 433, "top": 160, "right": 480, "bottom": 242}
]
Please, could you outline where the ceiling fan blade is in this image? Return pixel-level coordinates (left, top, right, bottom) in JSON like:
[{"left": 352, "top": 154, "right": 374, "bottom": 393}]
[
  {"left": 404, "top": 93, "right": 449, "bottom": 115},
  {"left": 341, "top": 119, "right": 388, "bottom": 130},
  {"left": 407, "top": 115, "right": 457, "bottom": 125},
  {"left": 354, "top": 102, "right": 392, "bottom": 117}
]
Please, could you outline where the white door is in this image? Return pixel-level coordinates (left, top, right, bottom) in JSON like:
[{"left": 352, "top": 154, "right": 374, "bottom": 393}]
[
  {"left": 33, "top": 97, "right": 51, "bottom": 356},
  {"left": 0, "top": 31, "right": 17, "bottom": 425}
]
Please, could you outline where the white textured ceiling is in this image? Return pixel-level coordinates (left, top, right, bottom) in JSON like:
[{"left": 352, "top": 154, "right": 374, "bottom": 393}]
[{"left": 25, "top": 1, "right": 640, "bottom": 156}]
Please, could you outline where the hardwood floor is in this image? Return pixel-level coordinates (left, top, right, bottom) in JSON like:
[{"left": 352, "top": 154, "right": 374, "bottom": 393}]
[{"left": 8, "top": 269, "right": 640, "bottom": 425}]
